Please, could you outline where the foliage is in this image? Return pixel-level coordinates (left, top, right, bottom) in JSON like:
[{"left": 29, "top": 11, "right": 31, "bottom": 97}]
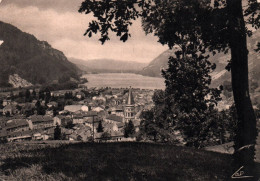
[
  {"left": 77, "top": 135, "right": 83, "bottom": 141},
  {"left": 32, "top": 89, "right": 36, "bottom": 99},
  {"left": 140, "top": 110, "right": 158, "bottom": 142},
  {"left": 0, "top": 137, "right": 8, "bottom": 144},
  {"left": 35, "top": 100, "right": 46, "bottom": 115},
  {"left": 65, "top": 121, "right": 74, "bottom": 129},
  {"left": 101, "top": 132, "right": 111, "bottom": 140},
  {"left": 87, "top": 136, "right": 94, "bottom": 142},
  {"left": 124, "top": 120, "right": 135, "bottom": 138},
  {"left": 256, "top": 42, "right": 260, "bottom": 52},
  {"left": 97, "top": 121, "right": 104, "bottom": 133},
  {"left": 44, "top": 88, "right": 51, "bottom": 103},
  {"left": 54, "top": 124, "right": 61, "bottom": 140},
  {"left": 161, "top": 44, "right": 222, "bottom": 147},
  {"left": 25, "top": 89, "right": 30, "bottom": 102}
]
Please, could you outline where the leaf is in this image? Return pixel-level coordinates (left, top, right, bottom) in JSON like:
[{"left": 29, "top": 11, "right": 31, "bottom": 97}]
[
  {"left": 88, "top": 31, "right": 92, "bottom": 38},
  {"left": 120, "top": 33, "right": 128, "bottom": 42},
  {"left": 225, "top": 62, "right": 231, "bottom": 71}
]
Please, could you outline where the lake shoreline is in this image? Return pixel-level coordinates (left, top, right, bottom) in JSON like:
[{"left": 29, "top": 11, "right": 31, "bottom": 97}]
[{"left": 82, "top": 73, "right": 165, "bottom": 90}]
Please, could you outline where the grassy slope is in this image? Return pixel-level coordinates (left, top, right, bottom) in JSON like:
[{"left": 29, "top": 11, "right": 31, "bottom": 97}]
[{"left": 0, "top": 142, "right": 237, "bottom": 181}]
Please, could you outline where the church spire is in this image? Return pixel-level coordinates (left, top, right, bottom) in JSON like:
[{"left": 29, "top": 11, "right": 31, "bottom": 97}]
[{"left": 127, "top": 86, "right": 135, "bottom": 105}]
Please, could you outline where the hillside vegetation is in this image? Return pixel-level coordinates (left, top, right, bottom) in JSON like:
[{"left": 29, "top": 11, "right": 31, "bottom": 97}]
[
  {"left": 0, "top": 142, "right": 238, "bottom": 181},
  {"left": 0, "top": 21, "right": 80, "bottom": 87}
]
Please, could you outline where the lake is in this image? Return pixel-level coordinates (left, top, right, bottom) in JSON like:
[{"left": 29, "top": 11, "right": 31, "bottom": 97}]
[{"left": 82, "top": 73, "right": 165, "bottom": 90}]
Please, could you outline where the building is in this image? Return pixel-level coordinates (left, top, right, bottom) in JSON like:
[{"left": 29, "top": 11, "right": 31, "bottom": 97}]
[
  {"left": 47, "top": 101, "right": 58, "bottom": 108},
  {"left": 105, "top": 114, "right": 124, "bottom": 124},
  {"left": 124, "top": 87, "right": 135, "bottom": 122},
  {"left": 76, "top": 92, "right": 85, "bottom": 99},
  {"left": 2, "top": 99, "right": 11, "bottom": 107},
  {"left": 3, "top": 104, "right": 17, "bottom": 116},
  {"left": 5, "top": 119, "right": 30, "bottom": 133},
  {"left": 7, "top": 130, "right": 32, "bottom": 142},
  {"left": 29, "top": 115, "right": 54, "bottom": 130},
  {"left": 110, "top": 105, "right": 124, "bottom": 117},
  {"left": 64, "top": 105, "right": 89, "bottom": 113}
]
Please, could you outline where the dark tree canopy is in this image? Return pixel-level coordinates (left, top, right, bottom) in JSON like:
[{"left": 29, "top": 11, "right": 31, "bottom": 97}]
[
  {"left": 97, "top": 120, "right": 104, "bottom": 133},
  {"left": 162, "top": 44, "right": 222, "bottom": 147},
  {"left": 124, "top": 120, "right": 135, "bottom": 138},
  {"left": 79, "top": 0, "right": 258, "bottom": 47}
]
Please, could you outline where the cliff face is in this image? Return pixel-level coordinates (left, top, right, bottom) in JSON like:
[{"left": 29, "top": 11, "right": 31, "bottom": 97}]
[{"left": 0, "top": 21, "right": 80, "bottom": 87}]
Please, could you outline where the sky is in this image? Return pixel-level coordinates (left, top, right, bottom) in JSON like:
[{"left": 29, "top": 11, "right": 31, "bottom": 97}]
[{"left": 0, "top": 0, "right": 168, "bottom": 63}]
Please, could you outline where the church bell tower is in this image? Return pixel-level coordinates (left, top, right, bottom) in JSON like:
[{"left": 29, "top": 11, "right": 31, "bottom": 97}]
[{"left": 124, "top": 87, "right": 135, "bottom": 122}]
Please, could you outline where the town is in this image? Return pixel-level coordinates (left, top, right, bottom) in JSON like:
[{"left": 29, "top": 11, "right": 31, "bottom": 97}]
[{"left": 0, "top": 85, "right": 155, "bottom": 143}]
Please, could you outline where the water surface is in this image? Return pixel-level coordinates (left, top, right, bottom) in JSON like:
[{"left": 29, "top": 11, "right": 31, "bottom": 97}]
[{"left": 83, "top": 73, "right": 165, "bottom": 90}]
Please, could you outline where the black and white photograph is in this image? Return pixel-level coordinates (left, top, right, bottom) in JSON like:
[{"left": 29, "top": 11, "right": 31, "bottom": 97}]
[{"left": 0, "top": 0, "right": 259, "bottom": 180}]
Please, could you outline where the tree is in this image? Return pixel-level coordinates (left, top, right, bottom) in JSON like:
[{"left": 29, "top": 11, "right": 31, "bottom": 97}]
[
  {"left": 0, "top": 137, "right": 8, "bottom": 144},
  {"left": 25, "top": 89, "right": 31, "bottom": 102},
  {"left": 54, "top": 124, "right": 61, "bottom": 140},
  {"left": 10, "top": 91, "right": 14, "bottom": 100},
  {"left": 45, "top": 88, "right": 51, "bottom": 103},
  {"left": 124, "top": 120, "right": 135, "bottom": 138},
  {"left": 38, "top": 90, "right": 45, "bottom": 100},
  {"left": 140, "top": 110, "right": 158, "bottom": 142},
  {"left": 97, "top": 120, "right": 104, "bottom": 133},
  {"left": 101, "top": 132, "right": 111, "bottom": 141},
  {"left": 18, "top": 91, "right": 24, "bottom": 98},
  {"left": 128, "top": 120, "right": 135, "bottom": 135},
  {"left": 32, "top": 89, "right": 37, "bottom": 99},
  {"left": 77, "top": 135, "right": 83, "bottom": 141},
  {"left": 53, "top": 108, "right": 58, "bottom": 117},
  {"left": 124, "top": 122, "right": 129, "bottom": 138},
  {"left": 79, "top": 0, "right": 259, "bottom": 174},
  {"left": 35, "top": 100, "right": 46, "bottom": 115},
  {"left": 35, "top": 100, "right": 41, "bottom": 109},
  {"left": 162, "top": 44, "right": 222, "bottom": 147},
  {"left": 5, "top": 111, "right": 10, "bottom": 117}
]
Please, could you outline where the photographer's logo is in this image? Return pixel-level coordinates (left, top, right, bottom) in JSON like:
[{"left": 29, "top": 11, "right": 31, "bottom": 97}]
[{"left": 231, "top": 166, "right": 254, "bottom": 179}]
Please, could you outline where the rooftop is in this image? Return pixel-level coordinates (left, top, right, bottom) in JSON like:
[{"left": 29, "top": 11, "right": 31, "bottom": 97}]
[{"left": 106, "top": 114, "right": 123, "bottom": 122}]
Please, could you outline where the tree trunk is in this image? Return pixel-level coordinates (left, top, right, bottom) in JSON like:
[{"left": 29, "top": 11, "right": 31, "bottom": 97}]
[{"left": 227, "top": 0, "right": 257, "bottom": 177}]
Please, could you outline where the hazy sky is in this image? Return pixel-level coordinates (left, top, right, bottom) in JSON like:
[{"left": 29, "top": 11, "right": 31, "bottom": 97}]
[{"left": 0, "top": 0, "right": 167, "bottom": 63}]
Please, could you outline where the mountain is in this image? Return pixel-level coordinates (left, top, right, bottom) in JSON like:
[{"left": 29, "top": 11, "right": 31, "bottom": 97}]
[
  {"left": 140, "top": 47, "right": 179, "bottom": 77},
  {"left": 69, "top": 58, "right": 147, "bottom": 74},
  {"left": 0, "top": 21, "right": 80, "bottom": 87},
  {"left": 139, "top": 30, "right": 260, "bottom": 88}
]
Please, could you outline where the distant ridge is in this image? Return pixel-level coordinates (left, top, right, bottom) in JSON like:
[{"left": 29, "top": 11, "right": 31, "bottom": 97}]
[
  {"left": 0, "top": 21, "right": 81, "bottom": 87},
  {"left": 69, "top": 58, "right": 147, "bottom": 74}
]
